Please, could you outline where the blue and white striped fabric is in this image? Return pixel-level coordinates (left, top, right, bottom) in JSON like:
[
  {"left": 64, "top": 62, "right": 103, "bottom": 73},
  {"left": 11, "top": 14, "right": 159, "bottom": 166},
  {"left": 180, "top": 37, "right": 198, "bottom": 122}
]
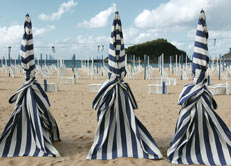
[
  {"left": 0, "top": 14, "right": 60, "bottom": 157},
  {"left": 87, "top": 11, "right": 162, "bottom": 160},
  {"left": 20, "top": 14, "right": 36, "bottom": 81},
  {"left": 167, "top": 10, "right": 231, "bottom": 165},
  {"left": 192, "top": 9, "right": 209, "bottom": 85},
  {"left": 108, "top": 11, "right": 126, "bottom": 78}
]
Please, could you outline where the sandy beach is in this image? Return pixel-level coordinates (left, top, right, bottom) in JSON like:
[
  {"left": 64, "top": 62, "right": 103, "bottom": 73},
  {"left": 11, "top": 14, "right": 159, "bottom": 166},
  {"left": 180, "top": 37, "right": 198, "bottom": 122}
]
[{"left": 0, "top": 68, "right": 231, "bottom": 166}]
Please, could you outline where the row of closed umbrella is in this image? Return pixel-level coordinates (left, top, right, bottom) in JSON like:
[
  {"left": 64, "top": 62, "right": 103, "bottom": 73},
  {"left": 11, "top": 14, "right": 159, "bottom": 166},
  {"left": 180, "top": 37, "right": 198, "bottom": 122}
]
[{"left": 0, "top": 9, "right": 231, "bottom": 166}]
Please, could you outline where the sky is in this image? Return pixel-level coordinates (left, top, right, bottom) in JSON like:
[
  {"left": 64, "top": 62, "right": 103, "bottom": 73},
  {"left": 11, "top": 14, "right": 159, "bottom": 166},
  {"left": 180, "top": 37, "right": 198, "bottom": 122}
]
[{"left": 0, "top": 0, "right": 231, "bottom": 60}]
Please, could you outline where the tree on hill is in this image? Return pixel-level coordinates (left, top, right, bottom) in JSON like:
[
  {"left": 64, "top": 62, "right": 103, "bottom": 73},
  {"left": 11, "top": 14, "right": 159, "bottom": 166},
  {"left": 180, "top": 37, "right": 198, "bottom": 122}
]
[{"left": 125, "top": 38, "right": 188, "bottom": 63}]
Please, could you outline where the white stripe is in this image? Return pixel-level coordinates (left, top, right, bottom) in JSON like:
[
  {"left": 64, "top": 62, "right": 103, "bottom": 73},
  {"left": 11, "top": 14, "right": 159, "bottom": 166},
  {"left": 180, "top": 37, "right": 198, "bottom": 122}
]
[
  {"left": 20, "top": 50, "right": 34, "bottom": 59},
  {"left": 106, "top": 110, "right": 116, "bottom": 159},
  {"left": 190, "top": 130, "right": 198, "bottom": 164},
  {"left": 195, "top": 35, "right": 207, "bottom": 45},
  {"left": 197, "top": 100, "right": 210, "bottom": 165},
  {"left": 25, "top": 27, "right": 32, "bottom": 35},
  {"left": 115, "top": 85, "right": 122, "bottom": 157},
  {"left": 109, "top": 48, "right": 125, "bottom": 58},
  {"left": 7, "top": 123, "right": 17, "bottom": 156},
  {"left": 21, "top": 39, "right": 33, "bottom": 47},
  {"left": 204, "top": 109, "right": 220, "bottom": 165},
  {"left": 120, "top": 87, "right": 132, "bottom": 157},
  {"left": 193, "top": 57, "right": 207, "bottom": 66},
  {"left": 110, "top": 36, "right": 124, "bottom": 45},
  {"left": 108, "top": 59, "right": 125, "bottom": 69},
  {"left": 19, "top": 102, "right": 27, "bottom": 156},
  {"left": 138, "top": 127, "right": 162, "bottom": 157},
  {"left": 25, "top": 16, "right": 31, "bottom": 22},
  {"left": 193, "top": 47, "right": 208, "bottom": 56},
  {"left": 197, "top": 24, "right": 205, "bottom": 32}
]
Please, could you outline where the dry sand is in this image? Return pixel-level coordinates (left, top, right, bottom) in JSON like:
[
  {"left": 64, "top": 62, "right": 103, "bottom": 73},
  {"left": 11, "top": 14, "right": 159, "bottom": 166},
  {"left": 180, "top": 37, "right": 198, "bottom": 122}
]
[{"left": 0, "top": 68, "right": 231, "bottom": 166}]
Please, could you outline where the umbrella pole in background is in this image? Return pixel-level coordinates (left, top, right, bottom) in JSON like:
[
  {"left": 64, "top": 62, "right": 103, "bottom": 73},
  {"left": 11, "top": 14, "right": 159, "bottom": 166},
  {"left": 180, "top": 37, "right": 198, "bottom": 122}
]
[
  {"left": 3, "top": 56, "right": 5, "bottom": 67},
  {"left": 101, "top": 55, "right": 104, "bottom": 76},
  {"left": 223, "top": 55, "right": 224, "bottom": 71},
  {"left": 144, "top": 54, "right": 147, "bottom": 80},
  {"left": 219, "top": 54, "right": 221, "bottom": 80},
  {"left": 169, "top": 56, "right": 170, "bottom": 71},
  {"left": 8, "top": 46, "right": 11, "bottom": 67},
  {"left": 160, "top": 54, "right": 162, "bottom": 76},
  {"left": 45, "top": 54, "right": 48, "bottom": 66},
  {"left": 180, "top": 55, "right": 183, "bottom": 80},
  {"left": 97, "top": 56, "right": 99, "bottom": 74},
  {"left": 176, "top": 55, "right": 177, "bottom": 76},
  {"left": 40, "top": 53, "right": 42, "bottom": 67},
  {"left": 172, "top": 56, "right": 174, "bottom": 74},
  {"left": 162, "top": 53, "right": 164, "bottom": 75},
  {"left": 186, "top": 54, "right": 187, "bottom": 71},
  {"left": 18, "top": 55, "right": 20, "bottom": 65}
]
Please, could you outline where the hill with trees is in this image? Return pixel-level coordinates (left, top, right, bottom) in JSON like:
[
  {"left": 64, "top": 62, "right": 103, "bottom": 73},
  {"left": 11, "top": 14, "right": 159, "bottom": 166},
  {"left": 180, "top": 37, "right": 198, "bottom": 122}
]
[{"left": 125, "top": 38, "right": 188, "bottom": 63}]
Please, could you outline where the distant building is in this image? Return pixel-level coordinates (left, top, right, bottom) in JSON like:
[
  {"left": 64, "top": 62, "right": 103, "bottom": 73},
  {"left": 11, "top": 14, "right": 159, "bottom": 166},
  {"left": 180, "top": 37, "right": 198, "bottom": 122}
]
[{"left": 223, "top": 48, "right": 231, "bottom": 61}]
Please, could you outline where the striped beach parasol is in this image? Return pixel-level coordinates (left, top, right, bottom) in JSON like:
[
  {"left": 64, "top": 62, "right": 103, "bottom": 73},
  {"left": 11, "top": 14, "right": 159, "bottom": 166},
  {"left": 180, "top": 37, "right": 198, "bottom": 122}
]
[
  {"left": 87, "top": 11, "right": 162, "bottom": 160},
  {"left": 0, "top": 14, "right": 60, "bottom": 157},
  {"left": 167, "top": 10, "right": 231, "bottom": 165}
]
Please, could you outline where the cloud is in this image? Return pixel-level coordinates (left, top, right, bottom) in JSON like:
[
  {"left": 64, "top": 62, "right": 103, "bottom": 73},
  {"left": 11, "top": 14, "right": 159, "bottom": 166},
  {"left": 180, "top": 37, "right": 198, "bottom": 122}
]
[
  {"left": 0, "top": 25, "right": 23, "bottom": 46},
  {"left": 34, "top": 25, "right": 56, "bottom": 36},
  {"left": 134, "top": 0, "right": 228, "bottom": 29},
  {"left": 123, "top": 27, "right": 159, "bottom": 45},
  {"left": 0, "top": 25, "right": 56, "bottom": 47},
  {"left": 77, "top": 3, "right": 116, "bottom": 28},
  {"left": 133, "top": 0, "right": 231, "bottom": 58},
  {"left": 38, "top": 0, "right": 77, "bottom": 21}
]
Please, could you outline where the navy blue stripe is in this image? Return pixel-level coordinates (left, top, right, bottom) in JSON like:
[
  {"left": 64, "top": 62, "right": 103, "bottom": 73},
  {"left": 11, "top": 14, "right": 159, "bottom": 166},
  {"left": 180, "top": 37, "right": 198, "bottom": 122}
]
[
  {"left": 112, "top": 19, "right": 121, "bottom": 26},
  {"left": 30, "top": 88, "right": 44, "bottom": 151},
  {"left": 21, "top": 44, "right": 34, "bottom": 52},
  {"left": 192, "top": 63, "right": 207, "bottom": 71},
  {"left": 185, "top": 129, "right": 194, "bottom": 164},
  {"left": 193, "top": 52, "right": 209, "bottom": 62},
  {"left": 177, "top": 108, "right": 192, "bottom": 128},
  {"left": 194, "top": 105, "right": 205, "bottom": 164},
  {"left": 92, "top": 112, "right": 105, "bottom": 158},
  {"left": 23, "top": 34, "right": 33, "bottom": 40},
  {"left": 24, "top": 64, "right": 35, "bottom": 72},
  {"left": 13, "top": 111, "right": 22, "bottom": 156},
  {"left": 117, "top": 86, "right": 128, "bottom": 157},
  {"left": 125, "top": 83, "right": 137, "bottom": 109},
  {"left": 108, "top": 53, "right": 125, "bottom": 63},
  {"left": 34, "top": 82, "right": 50, "bottom": 107},
  {"left": 208, "top": 116, "right": 226, "bottom": 165},
  {"left": 202, "top": 108, "right": 215, "bottom": 165},
  {"left": 194, "top": 41, "right": 208, "bottom": 51},
  {"left": 33, "top": 147, "right": 40, "bottom": 156},
  {"left": 2, "top": 122, "right": 17, "bottom": 156},
  {"left": 196, "top": 30, "right": 208, "bottom": 39},
  {"left": 21, "top": 54, "right": 34, "bottom": 64},
  {"left": 109, "top": 43, "right": 124, "bottom": 51},
  {"left": 124, "top": 92, "right": 138, "bottom": 158},
  {"left": 24, "top": 93, "right": 31, "bottom": 156},
  {"left": 112, "top": 118, "right": 117, "bottom": 159},
  {"left": 198, "top": 19, "right": 206, "bottom": 26},
  {"left": 108, "top": 65, "right": 125, "bottom": 75},
  {"left": 111, "top": 31, "right": 123, "bottom": 38}
]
